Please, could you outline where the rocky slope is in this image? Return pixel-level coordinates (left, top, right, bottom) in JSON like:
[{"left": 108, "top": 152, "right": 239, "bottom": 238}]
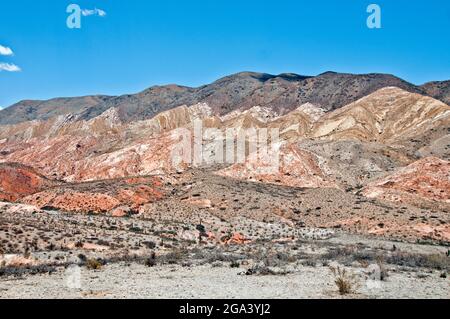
[
  {"left": 21, "top": 176, "right": 167, "bottom": 215},
  {"left": 421, "top": 80, "right": 450, "bottom": 106},
  {"left": 363, "top": 157, "right": 450, "bottom": 209},
  {"left": 2, "top": 72, "right": 448, "bottom": 126},
  {"left": 217, "top": 143, "right": 337, "bottom": 189},
  {"left": 0, "top": 163, "right": 60, "bottom": 202},
  {"left": 310, "top": 87, "right": 450, "bottom": 146},
  {"left": 0, "top": 95, "right": 112, "bottom": 126},
  {"left": 0, "top": 88, "right": 448, "bottom": 189}
]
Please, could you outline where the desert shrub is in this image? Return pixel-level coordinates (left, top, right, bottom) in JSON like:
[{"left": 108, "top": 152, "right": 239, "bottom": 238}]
[
  {"left": 230, "top": 261, "right": 240, "bottom": 268},
  {"left": 245, "top": 264, "right": 275, "bottom": 276},
  {"left": 211, "top": 261, "right": 223, "bottom": 268},
  {"left": 145, "top": 252, "right": 156, "bottom": 267},
  {"left": 329, "top": 266, "right": 357, "bottom": 295},
  {"left": 301, "top": 259, "right": 317, "bottom": 267},
  {"left": 96, "top": 239, "right": 110, "bottom": 247},
  {"left": 85, "top": 258, "right": 103, "bottom": 270},
  {"left": 244, "top": 260, "right": 290, "bottom": 276},
  {"left": 159, "top": 249, "right": 188, "bottom": 265},
  {"left": 0, "top": 264, "right": 57, "bottom": 277},
  {"left": 205, "top": 251, "right": 245, "bottom": 264}
]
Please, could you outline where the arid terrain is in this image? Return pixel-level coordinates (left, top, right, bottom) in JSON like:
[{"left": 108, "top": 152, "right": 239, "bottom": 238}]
[{"left": 0, "top": 72, "right": 449, "bottom": 299}]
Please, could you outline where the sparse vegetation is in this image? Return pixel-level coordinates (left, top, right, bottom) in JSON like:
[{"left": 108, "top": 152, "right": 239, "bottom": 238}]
[
  {"left": 386, "top": 252, "right": 449, "bottom": 271},
  {"left": 85, "top": 258, "right": 103, "bottom": 270},
  {"left": 330, "top": 266, "right": 357, "bottom": 295}
]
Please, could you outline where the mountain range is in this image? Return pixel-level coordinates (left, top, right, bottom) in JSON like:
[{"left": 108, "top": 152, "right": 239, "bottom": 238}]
[
  {"left": 1, "top": 71, "right": 449, "bottom": 125},
  {"left": 0, "top": 71, "right": 449, "bottom": 245}
]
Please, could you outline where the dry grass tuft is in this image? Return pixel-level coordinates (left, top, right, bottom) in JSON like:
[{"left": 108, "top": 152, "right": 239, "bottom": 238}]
[{"left": 329, "top": 266, "right": 357, "bottom": 295}]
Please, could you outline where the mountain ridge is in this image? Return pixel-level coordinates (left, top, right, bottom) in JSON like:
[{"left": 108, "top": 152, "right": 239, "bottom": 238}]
[{"left": 1, "top": 71, "right": 448, "bottom": 126}]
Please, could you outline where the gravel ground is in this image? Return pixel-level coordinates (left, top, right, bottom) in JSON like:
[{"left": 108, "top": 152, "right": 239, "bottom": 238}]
[{"left": 0, "top": 263, "right": 448, "bottom": 299}]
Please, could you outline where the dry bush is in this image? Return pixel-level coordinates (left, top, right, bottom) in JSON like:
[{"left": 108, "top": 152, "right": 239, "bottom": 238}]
[
  {"left": 329, "top": 266, "right": 358, "bottom": 295},
  {"left": 145, "top": 252, "right": 156, "bottom": 267},
  {"left": 85, "top": 258, "right": 103, "bottom": 270}
]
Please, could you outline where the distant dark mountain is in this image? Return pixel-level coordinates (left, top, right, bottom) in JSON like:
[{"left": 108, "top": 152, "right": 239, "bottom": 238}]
[
  {"left": 420, "top": 80, "right": 450, "bottom": 105},
  {"left": 0, "top": 95, "right": 112, "bottom": 125},
  {"left": 0, "top": 72, "right": 448, "bottom": 125}
]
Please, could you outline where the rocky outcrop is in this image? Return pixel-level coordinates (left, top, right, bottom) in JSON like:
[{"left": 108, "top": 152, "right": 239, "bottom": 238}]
[
  {"left": 0, "top": 163, "right": 59, "bottom": 202},
  {"left": 363, "top": 157, "right": 450, "bottom": 207},
  {"left": 217, "top": 143, "right": 337, "bottom": 189},
  {"left": 20, "top": 176, "right": 166, "bottom": 214}
]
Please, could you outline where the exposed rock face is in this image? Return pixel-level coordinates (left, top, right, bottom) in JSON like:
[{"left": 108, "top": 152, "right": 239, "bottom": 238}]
[
  {"left": 297, "top": 139, "right": 413, "bottom": 188},
  {"left": 220, "top": 106, "right": 279, "bottom": 123},
  {"left": 269, "top": 103, "right": 324, "bottom": 140},
  {"left": 0, "top": 104, "right": 209, "bottom": 181},
  {"left": 363, "top": 157, "right": 450, "bottom": 207},
  {"left": 217, "top": 143, "right": 337, "bottom": 189},
  {"left": 0, "top": 163, "right": 59, "bottom": 202},
  {"left": 311, "top": 87, "right": 450, "bottom": 145}
]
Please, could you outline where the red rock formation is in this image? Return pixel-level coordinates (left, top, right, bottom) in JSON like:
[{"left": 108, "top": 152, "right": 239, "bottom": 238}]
[
  {"left": 363, "top": 157, "right": 450, "bottom": 206},
  {"left": 21, "top": 176, "right": 166, "bottom": 214},
  {"left": 0, "top": 163, "right": 59, "bottom": 202},
  {"left": 221, "top": 232, "right": 250, "bottom": 245}
]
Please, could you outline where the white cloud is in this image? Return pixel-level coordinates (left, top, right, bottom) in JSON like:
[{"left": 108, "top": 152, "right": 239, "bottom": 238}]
[
  {"left": 81, "top": 8, "right": 107, "bottom": 17},
  {"left": 0, "top": 45, "right": 13, "bottom": 56},
  {"left": 0, "top": 63, "right": 21, "bottom": 72}
]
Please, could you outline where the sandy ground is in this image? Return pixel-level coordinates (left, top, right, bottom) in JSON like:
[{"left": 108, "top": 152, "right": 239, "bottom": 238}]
[{"left": 0, "top": 262, "right": 448, "bottom": 299}]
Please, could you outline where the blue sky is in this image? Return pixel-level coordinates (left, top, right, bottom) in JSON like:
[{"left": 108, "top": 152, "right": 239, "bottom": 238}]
[{"left": 0, "top": 0, "right": 449, "bottom": 108}]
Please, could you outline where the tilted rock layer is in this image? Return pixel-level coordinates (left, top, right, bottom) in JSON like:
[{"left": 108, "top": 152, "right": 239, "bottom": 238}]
[{"left": 363, "top": 157, "right": 450, "bottom": 207}]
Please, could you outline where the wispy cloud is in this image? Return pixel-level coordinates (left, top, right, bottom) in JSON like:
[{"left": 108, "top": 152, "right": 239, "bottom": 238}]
[
  {"left": 0, "top": 63, "right": 21, "bottom": 72},
  {"left": 0, "top": 45, "right": 13, "bottom": 56},
  {"left": 81, "top": 8, "right": 107, "bottom": 17}
]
